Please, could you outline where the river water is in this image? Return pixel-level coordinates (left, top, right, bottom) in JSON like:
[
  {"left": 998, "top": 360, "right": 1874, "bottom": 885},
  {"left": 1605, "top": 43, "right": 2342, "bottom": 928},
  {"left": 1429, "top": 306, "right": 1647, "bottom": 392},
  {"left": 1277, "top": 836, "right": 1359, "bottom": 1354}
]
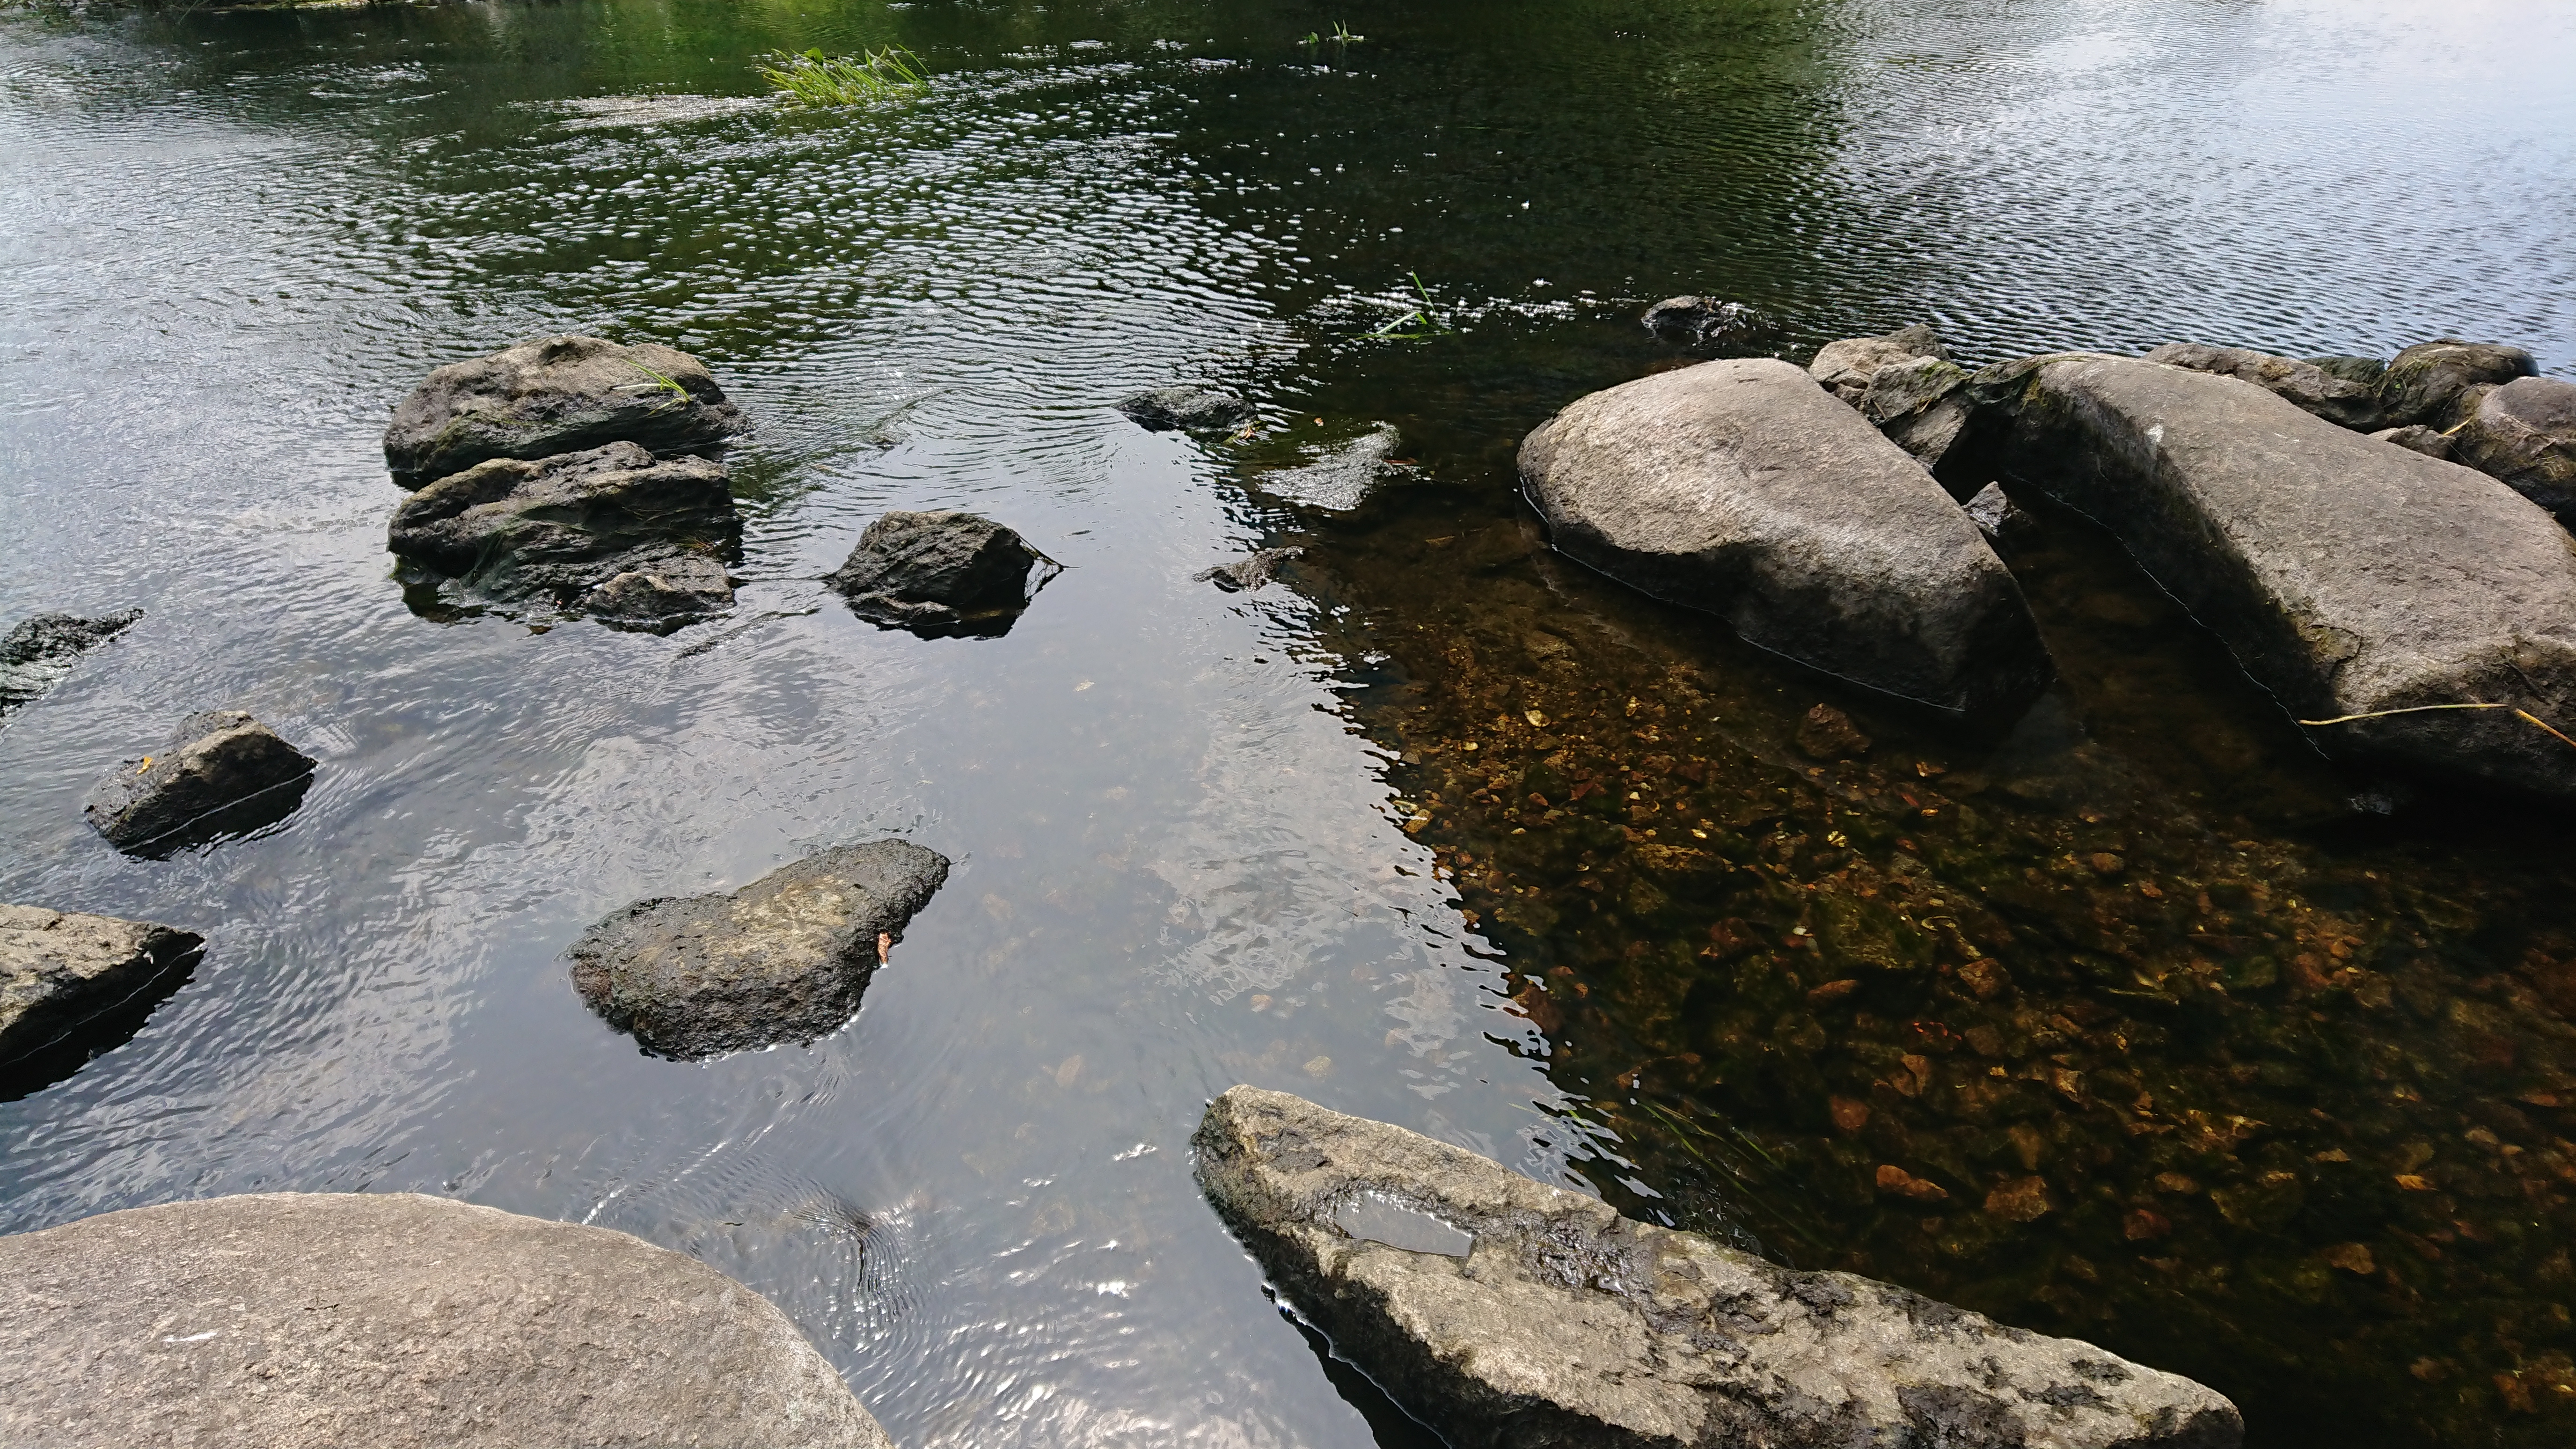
[{"left": 3, "top": 1, "right": 2573, "bottom": 1444}]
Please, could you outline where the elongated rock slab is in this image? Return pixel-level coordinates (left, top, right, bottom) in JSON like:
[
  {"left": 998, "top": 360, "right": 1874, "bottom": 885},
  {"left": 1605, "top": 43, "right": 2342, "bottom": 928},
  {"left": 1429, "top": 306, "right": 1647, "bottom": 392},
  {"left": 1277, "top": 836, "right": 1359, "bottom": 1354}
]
[
  {"left": 1, "top": 904, "right": 202, "bottom": 1096},
  {"left": 1961, "top": 353, "right": 2576, "bottom": 801},
  {"left": 1519, "top": 358, "right": 2049, "bottom": 719},
  {"left": 0, "top": 1192, "right": 893, "bottom": 1449},
  {"left": 1196, "top": 1087, "right": 2239, "bottom": 1449}
]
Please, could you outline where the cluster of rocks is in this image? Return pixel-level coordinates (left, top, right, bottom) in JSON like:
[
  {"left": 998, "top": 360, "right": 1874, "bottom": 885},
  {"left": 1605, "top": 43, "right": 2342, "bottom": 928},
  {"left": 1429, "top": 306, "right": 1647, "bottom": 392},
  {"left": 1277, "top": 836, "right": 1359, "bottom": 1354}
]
[{"left": 1536, "top": 306, "right": 2576, "bottom": 804}]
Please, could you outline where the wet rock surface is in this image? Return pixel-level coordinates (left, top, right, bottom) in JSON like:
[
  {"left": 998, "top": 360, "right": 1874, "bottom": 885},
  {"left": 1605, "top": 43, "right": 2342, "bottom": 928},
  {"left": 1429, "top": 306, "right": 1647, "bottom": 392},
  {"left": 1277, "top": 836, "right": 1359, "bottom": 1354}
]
[
  {"left": 1519, "top": 357, "right": 2049, "bottom": 721},
  {"left": 1194, "top": 546, "right": 1304, "bottom": 593},
  {"left": 2378, "top": 338, "right": 2537, "bottom": 428},
  {"left": 1809, "top": 323, "right": 1948, "bottom": 405},
  {"left": 1116, "top": 384, "right": 1252, "bottom": 433},
  {"left": 825, "top": 511, "right": 1056, "bottom": 637},
  {"left": 0, "top": 904, "right": 202, "bottom": 1099},
  {"left": 2142, "top": 343, "right": 2382, "bottom": 429},
  {"left": 0, "top": 609, "right": 139, "bottom": 720},
  {"left": 387, "top": 439, "right": 739, "bottom": 628},
  {"left": 1641, "top": 295, "right": 1764, "bottom": 346},
  {"left": 569, "top": 840, "right": 950, "bottom": 1060},
  {"left": 1961, "top": 352, "right": 2576, "bottom": 801},
  {"left": 0, "top": 1192, "right": 892, "bottom": 1449},
  {"left": 1195, "top": 1086, "right": 2241, "bottom": 1449},
  {"left": 2452, "top": 377, "right": 2576, "bottom": 526},
  {"left": 382, "top": 334, "right": 746, "bottom": 487},
  {"left": 1253, "top": 424, "right": 1405, "bottom": 512},
  {"left": 82, "top": 711, "right": 315, "bottom": 855}
]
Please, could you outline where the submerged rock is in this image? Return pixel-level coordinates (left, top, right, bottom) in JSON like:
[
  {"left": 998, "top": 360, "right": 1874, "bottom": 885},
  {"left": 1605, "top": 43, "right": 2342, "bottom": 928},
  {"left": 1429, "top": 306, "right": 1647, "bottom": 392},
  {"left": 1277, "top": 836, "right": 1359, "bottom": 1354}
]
[
  {"left": 1255, "top": 424, "right": 1405, "bottom": 512},
  {"left": 2143, "top": 342, "right": 2382, "bottom": 429},
  {"left": 83, "top": 711, "right": 315, "bottom": 855},
  {"left": 1117, "top": 385, "right": 1252, "bottom": 433},
  {"left": 1195, "top": 546, "right": 1304, "bottom": 593},
  {"left": 2371, "top": 424, "right": 2456, "bottom": 461},
  {"left": 569, "top": 840, "right": 950, "bottom": 1060},
  {"left": 1519, "top": 358, "right": 2050, "bottom": 721},
  {"left": 1808, "top": 323, "right": 1948, "bottom": 405},
  {"left": 1861, "top": 355, "right": 1974, "bottom": 468},
  {"left": 1962, "top": 481, "right": 2035, "bottom": 545},
  {"left": 0, "top": 609, "right": 139, "bottom": 721},
  {"left": 1194, "top": 1086, "right": 2240, "bottom": 1449},
  {"left": 1641, "top": 295, "right": 1763, "bottom": 346},
  {"left": 387, "top": 439, "right": 739, "bottom": 628},
  {"left": 2378, "top": 337, "right": 2537, "bottom": 428},
  {"left": 825, "top": 511, "right": 1057, "bottom": 637},
  {"left": 2451, "top": 376, "right": 2576, "bottom": 526},
  {"left": 1961, "top": 352, "right": 2576, "bottom": 802},
  {"left": 382, "top": 335, "right": 746, "bottom": 487},
  {"left": 1797, "top": 703, "right": 1873, "bottom": 760},
  {"left": 1, "top": 904, "right": 203, "bottom": 1098},
  {"left": 0, "top": 1192, "right": 893, "bottom": 1449}
]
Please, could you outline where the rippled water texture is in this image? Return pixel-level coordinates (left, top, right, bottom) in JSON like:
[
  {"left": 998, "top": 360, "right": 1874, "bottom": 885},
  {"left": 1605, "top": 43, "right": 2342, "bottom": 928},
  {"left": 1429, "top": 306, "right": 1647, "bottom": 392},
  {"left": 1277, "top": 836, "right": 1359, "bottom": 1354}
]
[{"left": 3, "top": 2, "right": 2573, "bottom": 1445}]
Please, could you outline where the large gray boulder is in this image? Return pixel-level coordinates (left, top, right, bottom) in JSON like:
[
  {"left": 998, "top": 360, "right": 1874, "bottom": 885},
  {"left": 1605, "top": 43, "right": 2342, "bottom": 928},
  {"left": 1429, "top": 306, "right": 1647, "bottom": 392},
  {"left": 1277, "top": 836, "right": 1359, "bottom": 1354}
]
[
  {"left": 0, "top": 610, "right": 139, "bottom": 721},
  {"left": 825, "top": 511, "right": 1055, "bottom": 637},
  {"left": 2141, "top": 342, "right": 2381, "bottom": 429},
  {"left": 2452, "top": 376, "right": 2576, "bottom": 526},
  {"left": 1960, "top": 353, "right": 2576, "bottom": 800},
  {"left": 1, "top": 904, "right": 202, "bottom": 1097},
  {"left": 2377, "top": 337, "right": 2536, "bottom": 428},
  {"left": 569, "top": 840, "right": 950, "bottom": 1060},
  {"left": 0, "top": 1192, "right": 893, "bottom": 1449},
  {"left": 1518, "top": 358, "right": 2049, "bottom": 720},
  {"left": 83, "top": 711, "right": 315, "bottom": 855},
  {"left": 1195, "top": 1087, "right": 2240, "bottom": 1449},
  {"left": 383, "top": 335, "right": 746, "bottom": 487},
  {"left": 388, "top": 439, "right": 739, "bottom": 630},
  {"left": 1808, "top": 323, "right": 1947, "bottom": 405}
]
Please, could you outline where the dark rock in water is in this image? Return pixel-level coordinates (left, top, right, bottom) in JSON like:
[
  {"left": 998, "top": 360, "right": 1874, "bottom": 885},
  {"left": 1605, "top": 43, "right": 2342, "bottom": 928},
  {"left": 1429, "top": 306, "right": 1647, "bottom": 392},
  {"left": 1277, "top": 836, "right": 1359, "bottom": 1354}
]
[
  {"left": 1861, "top": 355, "right": 1973, "bottom": 468},
  {"left": 2306, "top": 354, "right": 2388, "bottom": 390},
  {"left": 1519, "top": 358, "right": 2050, "bottom": 721},
  {"left": 578, "top": 554, "right": 736, "bottom": 633},
  {"left": 1117, "top": 385, "right": 1251, "bottom": 433},
  {"left": 2452, "top": 377, "right": 2576, "bottom": 525},
  {"left": 382, "top": 335, "right": 747, "bottom": 487},
  {"left": 1809, "top": 323, "right": 1948, "bottom": 405},
  {"left": 83, "top": 711, "right": 315, "bottom": 855},
  {"left": 1796, "top": 703, "right": 1872, "bottom": 760},
  {"left": 0, "top": 609, "right": 140, "bottom": 720},
  {"left": 569, "top": 840, "right": 950, "bottom": 1060},
  {"left": 2378, "top": 337, "right": 2537, "bottom": 428},
  {"left": 2370, "top": 424, "right": 2456, "bottom": 461},
  {"left": 2143, "top": 342, "right": 2382, "bottom": 429},
  {"left": 1961, "top": 352, "right": 2576, "bottom": 802},
  {"left": 1194, "top": 547, "right": 1304, "bottom": 593},
  {"left": 388, "top": 440, "right": 739, "bottom": 628},
  {"left": 1, "top": 904, "right": 203, "bottom": 1099},
  {"left": 1640, "top": 295, "right": 1763, "bottom": 346},
  {"left": 1962, "top": 481, "right": 2035, "bottom": 545},
  {"left": 1255, "top": 424, "right": 1404, "bottom": 512},
  {"left": 826, "top": 511, "right": 1057, "bottom": 637},
  {"left": 1194, "top": 1086, "right": 2241, "bottom": 1449},
  {"left": 0, "top": 1192, "right": 894, "bottom": 1449}
]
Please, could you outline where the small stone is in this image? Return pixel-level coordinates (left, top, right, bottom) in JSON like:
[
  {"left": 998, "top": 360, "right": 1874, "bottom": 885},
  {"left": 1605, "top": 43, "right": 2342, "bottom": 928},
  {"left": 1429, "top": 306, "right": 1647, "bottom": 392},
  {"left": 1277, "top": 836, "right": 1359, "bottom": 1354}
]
[
  {"left": 1640, "top": 295, "right": 1764, "bottom": 346},
  {"left": 1961, "top": 482, "right": 2034, "bottom": 545},
  {"left": 1829, "top": 1096, "right": 1872, "bottom": 1134},
  {"left": 1956, "top": 959, "right": 2012, "bottom": 1000},
  {"left": 2322, "top": 1242, "right": 2377, "bottom": 1274},
  {"left": 1302, "top": 1054, "right": 1332, "bottom": 1077},
  {"left": 1807, "top": 977, "right": 1860, "bottom": 1004},
  {"left": 2123, "top": 1208, "right": 2172, "bottom": 1241},
  {"left": 825, "top": 511, "right": 1057, "bottom": 637},
  {"left": 1797, "top": 703, "right": 1872, "bottom": 760},
  {"left": 1194, "top": 546, "right": 1304, "bottom": 593},
  {"left": 1809, "top": 323, "right": 1948, "bottom": 405},
  {"left": 1875, "top": 1164, "right": 1950, "bottom": 1201},
  {"left": 1984, "top": 1175, "right": 2054, "bottom": 1222},
  {"left": 578, "top": 555, "right": 735, "bottom": 632},
  {"left": 2089, "top": 851, "right": 2126, "bottom": 876},
  {"left": 83, "top": 711, "right": 315, "bottom": 856},
  {"left": 1116, "top": 385, "right": 1252, "bottom": 433}
]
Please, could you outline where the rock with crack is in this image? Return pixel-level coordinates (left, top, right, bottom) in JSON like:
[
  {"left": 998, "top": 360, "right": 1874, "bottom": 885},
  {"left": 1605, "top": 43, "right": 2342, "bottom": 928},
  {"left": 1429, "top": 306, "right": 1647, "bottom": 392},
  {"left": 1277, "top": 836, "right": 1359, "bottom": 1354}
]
[
  {"left": 1, "top": 904, "right": 203, "bottom": 1099},
  {"left": 1117, "top": 385, "right": 1252, "bottom": 433},
  {"left": 1958, "top": 352, "right": 2576, "bottom": 802},
  {"left": 1640, "top": 296, "right": 1763, "bottom": 347},
  {"left": 0, "top": 1192, "right": 894, "bottom": 1449},
  {"left": 2377, "top": 337, "right": 2537, "bottom": 429},
  {"left": 0, "top": 609, "right": 140, "bottom": 721},
  {"left": 1195, "top": 547, "right": 1304, "bottom": 593},
  {"left": 1194, "top": 1086, "right": 2241, "bottom": 1449},
  {"left": 825, "top": 511, "right": 1057, "bottom": 637},
  {"left": 1808, "top": 323, "right": 1948, "bottom": 405},
  {"left": 2142, "top": 343, "right": 2382, "bottom": 430},
  {"left": 383, "top": 335, "right": 746, "bottom": 487},
  {"left": 2450, "top": 377, "right": 2576, "bottom": 527},
  {"left": 387, "top": 440, "right": 739, "bottom": 629},
  {"left": 1519, "top": 358, "right": 2050, "bottom": 721},
  {"left": 1861, "top": 355, "right": 1974, "bottom": 469},
  {"left": 569, "top": 840, "right": 950, "bottom": 1059},
  {"left": 83, "top": 711, "right": 315, "bottom": 855}
]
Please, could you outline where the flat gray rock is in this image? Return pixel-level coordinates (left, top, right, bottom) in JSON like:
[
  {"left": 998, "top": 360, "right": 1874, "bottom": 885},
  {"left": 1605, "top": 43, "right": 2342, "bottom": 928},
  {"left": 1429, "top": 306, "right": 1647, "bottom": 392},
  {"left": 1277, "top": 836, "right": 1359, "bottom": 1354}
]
[
  {"left": 1117, "top": 385, "right": 1252, "bottom": 433},
  {"left": 2142, "top": 342, "right": 2381, "bottom": 429},
  {"left": 0, "top": 1192, "right": 893, "bottom": 1449},
  {"left": 2378, "top": 337, "right": 2536, "bottom": 428},
  {"left": 1519, "top": 358, "right": 2049, "bottom": 720},
  {"left": 1808, "top": 323, "right": 1947, "bottom": 404},
  {"left": 1195, "top": 546, "right": 1304, "bottom": 593},
  {"left": 570, "top": 840, "right": 950, "bottom": 1060},
  {"left": 1961, "top": 352, "right": 2576, "bottom": 801},
  {"left": 2452, "top": 376, "right": 2576, "bottom": 526},
  {"left": 83, "top": 711, "right": 315, "bottom": 855},
  {"left": 0, "top": 609, "right": 139, "bottom": 721},
  {"left": 383, "top": 335, "right": 746, "bottom": 487},
  {"left": 1, "top": 904, "right": 202, "bottom": 1097},
  {"left": 825, "top": 511, "right": 1056, "bottom": 637},
  {"left": 1194, "top": 1086, "right": 2240, "bottom": 1449},
  {"left": 388, "top": 439, "right": 739, "bottom": 628}
]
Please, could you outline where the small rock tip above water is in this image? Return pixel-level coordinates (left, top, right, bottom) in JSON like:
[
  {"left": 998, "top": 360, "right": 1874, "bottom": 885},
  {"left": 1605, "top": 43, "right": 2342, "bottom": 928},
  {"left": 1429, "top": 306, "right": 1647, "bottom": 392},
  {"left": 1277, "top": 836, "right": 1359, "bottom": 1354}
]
[
  {"left": 826, "top": 510, "right": 1058, "bottom": 638},
  {"left": 82, "top": 710, "right": 316, "bottom": 857}
]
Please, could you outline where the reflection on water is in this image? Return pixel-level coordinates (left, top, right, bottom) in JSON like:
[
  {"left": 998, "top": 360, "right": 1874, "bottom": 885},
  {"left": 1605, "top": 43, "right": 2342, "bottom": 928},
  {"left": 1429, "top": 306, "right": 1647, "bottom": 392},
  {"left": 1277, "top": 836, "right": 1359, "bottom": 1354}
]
[{"left": 1, "top": 1, "right": 2572, "bottom": 1446}]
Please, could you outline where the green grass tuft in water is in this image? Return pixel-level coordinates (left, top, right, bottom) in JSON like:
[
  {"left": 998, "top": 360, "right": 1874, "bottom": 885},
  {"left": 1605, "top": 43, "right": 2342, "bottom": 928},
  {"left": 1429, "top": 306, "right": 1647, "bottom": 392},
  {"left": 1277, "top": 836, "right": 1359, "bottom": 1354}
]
[{"left": 757, "top": 46, "right": 929, "bottom": 109}]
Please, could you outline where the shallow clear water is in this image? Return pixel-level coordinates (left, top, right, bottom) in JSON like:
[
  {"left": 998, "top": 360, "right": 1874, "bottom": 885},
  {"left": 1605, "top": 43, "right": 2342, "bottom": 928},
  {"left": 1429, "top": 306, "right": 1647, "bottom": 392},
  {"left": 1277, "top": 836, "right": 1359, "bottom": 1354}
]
[{"left": 2, "top": 1, "right": 2573, "bottom": 1445}]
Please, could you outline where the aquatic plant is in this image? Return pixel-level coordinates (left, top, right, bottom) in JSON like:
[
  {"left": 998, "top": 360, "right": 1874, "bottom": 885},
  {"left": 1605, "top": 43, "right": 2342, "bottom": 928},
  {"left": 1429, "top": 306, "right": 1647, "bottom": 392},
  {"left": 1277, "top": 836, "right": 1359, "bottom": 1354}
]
[
  {"left": 622, "top": 360, "right": 695, "bottom": 413},
  {"left": 757, "top": 46, "right": 929, "bottom": 108},
  {"left": 1298, "top": 22, "right": 1366, "bottom": 51},
  {"left": 1372, "top": 273, "right": 1452, "bottom": 341}
]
